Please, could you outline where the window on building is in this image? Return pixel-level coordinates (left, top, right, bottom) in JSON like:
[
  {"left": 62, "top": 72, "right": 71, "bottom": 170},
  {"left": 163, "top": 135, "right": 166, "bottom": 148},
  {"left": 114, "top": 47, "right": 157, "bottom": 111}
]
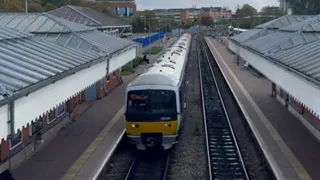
[
  {"left": 57, "top": 104, "right": 65, "bottom": 117},
  {"left": 10, "top": 130, "right": 22, "bottom": 150},
  {"left": 31, "top": 118, "right": 43, "bottom": 135},
  {"left": 113, "top": 71, "right": 116, "bottom": 78},
  {"left": 117, "top": 7, "right": 126, "bottom": 17},
  {"left": 128, "top": 7, "right": 134, "bottom": 16},
  {"left": 47, "top": 108, "right": 56, "bottom": 124}
]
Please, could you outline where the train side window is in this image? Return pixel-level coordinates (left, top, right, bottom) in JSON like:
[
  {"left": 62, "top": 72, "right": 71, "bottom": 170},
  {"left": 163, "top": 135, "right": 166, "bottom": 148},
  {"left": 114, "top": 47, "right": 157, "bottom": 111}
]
[{"left": 179, "top": 89, "right": 183, "bottom": 113}]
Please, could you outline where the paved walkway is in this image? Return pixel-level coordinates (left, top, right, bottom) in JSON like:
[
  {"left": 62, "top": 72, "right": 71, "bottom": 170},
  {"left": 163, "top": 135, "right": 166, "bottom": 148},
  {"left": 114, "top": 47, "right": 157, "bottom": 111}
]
[
  {"left": 11, "top": 38, "right": 175, "bottom": 180},
  {"left": 206, "top": 38, "right": 320, "bottom": 179}
]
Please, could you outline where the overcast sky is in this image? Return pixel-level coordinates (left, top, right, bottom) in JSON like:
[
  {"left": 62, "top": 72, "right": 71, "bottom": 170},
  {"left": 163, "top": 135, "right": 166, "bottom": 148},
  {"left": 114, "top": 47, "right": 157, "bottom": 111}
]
[{"left": 135, "top": 0, "right": 279, "bottom": 12}]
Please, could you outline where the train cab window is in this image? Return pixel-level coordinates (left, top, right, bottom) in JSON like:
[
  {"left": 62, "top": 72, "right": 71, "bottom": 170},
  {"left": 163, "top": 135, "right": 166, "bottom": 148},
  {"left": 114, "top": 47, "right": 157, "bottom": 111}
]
[{"left": 127, "top": 90, "right": 177, "bottom": 115}]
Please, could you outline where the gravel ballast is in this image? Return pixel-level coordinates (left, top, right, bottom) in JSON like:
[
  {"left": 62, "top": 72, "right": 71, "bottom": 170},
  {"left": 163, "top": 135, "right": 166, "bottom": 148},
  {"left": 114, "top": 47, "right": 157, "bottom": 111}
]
[{"left": 166, "top": 35, "right": 208, "bottom": 180}]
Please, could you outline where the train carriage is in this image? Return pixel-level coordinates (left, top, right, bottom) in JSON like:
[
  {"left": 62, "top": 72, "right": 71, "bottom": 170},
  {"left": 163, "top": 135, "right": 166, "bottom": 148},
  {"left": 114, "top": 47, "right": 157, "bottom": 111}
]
[
  {"left": 125, "top": 33, "right": 192, "bottom": 150},
  {"left": 228, "top": 25, "right": 247, "bottom": 37}
]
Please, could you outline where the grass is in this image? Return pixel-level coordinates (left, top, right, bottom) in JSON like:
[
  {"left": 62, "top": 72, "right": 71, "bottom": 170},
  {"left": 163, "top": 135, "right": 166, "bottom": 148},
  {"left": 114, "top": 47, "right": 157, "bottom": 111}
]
[
  {"left": 121, "top": 57, "right": 143, "bottom": 75},
  {"left": 143, "top": 46, "right": 162, "bottom": 55}
]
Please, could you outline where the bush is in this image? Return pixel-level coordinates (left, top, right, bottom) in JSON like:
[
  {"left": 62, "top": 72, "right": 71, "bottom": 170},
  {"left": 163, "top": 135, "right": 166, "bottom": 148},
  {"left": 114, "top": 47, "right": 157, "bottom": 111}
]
[
  {"left": 144, "top": 46, "right": 162, "bottom": 54},
  {"left": 121, "top": 57, "right": 143, "bottom": 74}
]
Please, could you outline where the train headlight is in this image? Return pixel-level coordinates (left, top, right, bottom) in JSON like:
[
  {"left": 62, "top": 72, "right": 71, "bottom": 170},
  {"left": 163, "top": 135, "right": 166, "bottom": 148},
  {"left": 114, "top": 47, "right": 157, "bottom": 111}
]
[
  {"left": 131, "top": 124, "right": 139, "bottom": 128},
  {"left": 164, "top": 123, "right": 171, "bottom": 127}
]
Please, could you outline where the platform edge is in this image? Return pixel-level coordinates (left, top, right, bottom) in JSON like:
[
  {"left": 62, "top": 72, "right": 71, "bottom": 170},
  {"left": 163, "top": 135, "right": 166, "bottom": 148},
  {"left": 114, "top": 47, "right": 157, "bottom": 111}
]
[{"left": 90, "top": 129, "right": 125, "bottom": 180}]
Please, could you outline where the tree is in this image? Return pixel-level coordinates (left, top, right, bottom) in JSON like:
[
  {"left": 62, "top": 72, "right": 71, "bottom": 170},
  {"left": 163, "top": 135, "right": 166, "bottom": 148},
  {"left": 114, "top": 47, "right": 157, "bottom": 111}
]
[
  {"left": 131, "top": 10, "right": 158, "bottom": 33},
  {"left": 233, "top": 4, "right": 258, "bottom": 29},
  {"left": 215, "top": 18, "right": 229, "bottom": 25},
  {"left": 28, "top": 0, "right": 45, "bottom": 12},
  {"left": 235, "top": 4, "right": 258, "bottom": 18},
  {"left": 1, "top": 0, "right": 24, "bottom": 12},
  {"left": 200, "top": 16, "right": 213, "bottom": 26},
  {"left": 261, "top": 6, "right": 286, "bottom": 16}
]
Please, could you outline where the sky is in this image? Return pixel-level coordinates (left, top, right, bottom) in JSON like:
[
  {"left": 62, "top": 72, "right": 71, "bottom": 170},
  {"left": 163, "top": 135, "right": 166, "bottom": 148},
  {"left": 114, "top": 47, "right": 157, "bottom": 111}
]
[{"left": 135, "top": 0, "right": 279, "bottom": 12}]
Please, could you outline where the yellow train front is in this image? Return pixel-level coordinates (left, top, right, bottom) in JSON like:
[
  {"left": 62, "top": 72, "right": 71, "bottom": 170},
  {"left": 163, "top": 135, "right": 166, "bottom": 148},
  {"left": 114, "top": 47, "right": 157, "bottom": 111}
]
[
  {"left": 124, "top": 33, "right": 192, "bottom": 150},
  {"left": 125, "top": 87, "right": 182, "bottom": 150}
]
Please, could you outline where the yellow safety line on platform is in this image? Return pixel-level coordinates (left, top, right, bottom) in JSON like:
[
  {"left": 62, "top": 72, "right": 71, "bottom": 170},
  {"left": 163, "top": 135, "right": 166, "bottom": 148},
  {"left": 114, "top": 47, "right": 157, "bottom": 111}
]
[
  {"left": 206, "top": 38, "right": 311, "bottom": 180},
  {"left": 62, "top": 105, "right": 125, "bottom": 180}
]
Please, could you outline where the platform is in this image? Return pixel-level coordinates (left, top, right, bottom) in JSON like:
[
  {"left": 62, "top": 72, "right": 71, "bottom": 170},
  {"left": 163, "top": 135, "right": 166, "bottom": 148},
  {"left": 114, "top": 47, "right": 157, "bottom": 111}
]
[
  {"left": 205, "top": 37, "right": 320, "bottom": 180},
  {"left": 10, "top": 39, "right": 176, "bottom": 180}
]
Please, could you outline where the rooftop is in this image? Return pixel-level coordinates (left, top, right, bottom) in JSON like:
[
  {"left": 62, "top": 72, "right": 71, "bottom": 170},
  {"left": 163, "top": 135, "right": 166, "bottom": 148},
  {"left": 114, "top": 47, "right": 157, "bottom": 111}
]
[
  {"left": 0, "top": 12, "right": 136, "bottom": 56},
  {"left": 255, "top": 15, "right": 314, "bottom": 29},
  {"left": 230, "top": 14, "right": 320, "bottom": 84},
  {"left": 0, "top": 13, "right": 95, "bottom": 33},
  {"left": 49, "top": 5, "right": 131, "bottom": 28},
  {"left": 0, "top": 26, "right": 100, "bottom": 99},
  {"left": 230, "top": 15, "right": 315, "bottom": 44}
]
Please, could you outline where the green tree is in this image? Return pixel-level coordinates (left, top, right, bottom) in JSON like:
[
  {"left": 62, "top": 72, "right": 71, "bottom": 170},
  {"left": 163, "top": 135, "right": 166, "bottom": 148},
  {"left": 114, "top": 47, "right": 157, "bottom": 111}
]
[
  {"left": 234, "top": 4, "right": 258, "bottom": 29},
  {"left": 1, "top": 0, "right": 24, "bottom": 12},
  {"left": 200, "top": 16, "right": 213, "bottom": 26},
  {"left": 235, "top": 4, "right": 258, "bottom": 18},
  {"left": 215, "top": 18, "right": 229, "bottom": 25},
  {"left": 131, "top": 10, "right": 158, "bottom": 33},
  {"left": 28, "top": 0, "right": 45, "bottom": 12},
  {"left": 43, "top": 3, "right": 57, "bottom": 11},
  {"left": 261, "top": 6, "right": 286, "bottom": 16}
]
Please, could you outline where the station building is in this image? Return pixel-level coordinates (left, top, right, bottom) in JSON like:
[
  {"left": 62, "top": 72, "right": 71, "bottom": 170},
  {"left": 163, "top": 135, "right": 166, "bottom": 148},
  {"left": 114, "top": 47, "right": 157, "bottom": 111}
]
[
  {"left": 229, "top": 15, "right": 320, "bottom": 131},
  {"left": 0, "top": 12, "right": 137, "bottom": 169},
  {"left": 49, "top": 5, "right": 132, "bottom": 36}
]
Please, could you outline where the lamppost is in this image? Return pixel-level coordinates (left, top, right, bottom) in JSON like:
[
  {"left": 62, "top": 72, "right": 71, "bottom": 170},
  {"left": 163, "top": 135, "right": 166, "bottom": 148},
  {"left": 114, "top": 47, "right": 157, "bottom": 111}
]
[{"left": 25, "top": 0, "right": 28, "bottom": 13}]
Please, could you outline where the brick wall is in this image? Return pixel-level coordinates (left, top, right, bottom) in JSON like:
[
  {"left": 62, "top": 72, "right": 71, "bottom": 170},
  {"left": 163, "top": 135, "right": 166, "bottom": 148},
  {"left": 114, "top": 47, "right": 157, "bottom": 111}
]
[
  {"left": 106, "top": 70, "right": 121, "bottom": 94},
  {"left": 276, "top": 86, "right": 320, "bottom": 124}
]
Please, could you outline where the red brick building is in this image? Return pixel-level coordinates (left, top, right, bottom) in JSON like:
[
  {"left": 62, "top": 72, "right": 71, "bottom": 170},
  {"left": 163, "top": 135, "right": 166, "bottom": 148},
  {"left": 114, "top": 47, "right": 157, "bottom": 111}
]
[
  {"left": 94, "top": 0, "right": 136, "bottom": 16},
  {"left": 200, "top": 7, "right": 232, "bottom": 21}
]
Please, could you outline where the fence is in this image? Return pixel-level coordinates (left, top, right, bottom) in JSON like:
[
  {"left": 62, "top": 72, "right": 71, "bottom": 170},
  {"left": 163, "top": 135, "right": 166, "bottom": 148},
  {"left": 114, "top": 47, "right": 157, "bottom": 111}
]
[{"left": 133, "top": 32, "right": 165, "bottom": 47}]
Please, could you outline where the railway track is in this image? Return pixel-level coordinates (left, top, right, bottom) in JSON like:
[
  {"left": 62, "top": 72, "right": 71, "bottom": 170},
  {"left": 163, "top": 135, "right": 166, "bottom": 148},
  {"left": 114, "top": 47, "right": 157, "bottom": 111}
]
[
  {"left": 198, "top": 35, "right": 275, "bottom": 180},
  {"left": 198, "top": 36, "right": 250, "bottom": 180},
  {"left": 124, "top": 149, "right": 170, "bottom": 180}
]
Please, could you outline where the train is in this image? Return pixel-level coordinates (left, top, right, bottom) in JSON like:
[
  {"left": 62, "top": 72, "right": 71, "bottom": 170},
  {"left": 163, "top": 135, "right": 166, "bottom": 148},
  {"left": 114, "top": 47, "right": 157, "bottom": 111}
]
[
  {"left": 124, "top": 33, "right": 193, "bottom": 150},
  {"left": 228, "top": 25, "right": 247, "bottom": 37}
]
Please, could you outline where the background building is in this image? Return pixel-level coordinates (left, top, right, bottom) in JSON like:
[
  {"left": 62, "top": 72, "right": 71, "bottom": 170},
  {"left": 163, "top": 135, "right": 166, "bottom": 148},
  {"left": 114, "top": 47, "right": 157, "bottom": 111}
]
[
  {"left": 200, "top": 7, "right": 232, "bottom": 21},
  {"left": 49, "top": 5, "right": 132, "bottom": 36},
  {"left": 153, "top": 7, "right": 232, "bottom": 25},
  {"left": 279, "top": 0, "right": 292, "bottom": 15},
  {"left": 93, "top": 0, "right": 136, "bottom": 16}
]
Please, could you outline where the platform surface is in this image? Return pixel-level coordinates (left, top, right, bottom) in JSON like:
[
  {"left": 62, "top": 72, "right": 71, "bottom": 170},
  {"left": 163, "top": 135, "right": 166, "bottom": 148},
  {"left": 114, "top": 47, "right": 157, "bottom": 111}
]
[{"left": 206, "top": 37, "right": 320, "bottom": 180}]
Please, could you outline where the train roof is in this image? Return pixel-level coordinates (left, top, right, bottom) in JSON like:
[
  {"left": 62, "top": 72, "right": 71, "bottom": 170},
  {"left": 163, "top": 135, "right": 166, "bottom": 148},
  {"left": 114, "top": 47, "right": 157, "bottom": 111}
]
[
  {"left": 234, "top": 28, "right": 248, "bottom": 32},
  {"left": 228, "top": 26, "right": 248, "bottom": 32},
  {"left": 128, "top": 33, "right": 192, "bottom": 88}
]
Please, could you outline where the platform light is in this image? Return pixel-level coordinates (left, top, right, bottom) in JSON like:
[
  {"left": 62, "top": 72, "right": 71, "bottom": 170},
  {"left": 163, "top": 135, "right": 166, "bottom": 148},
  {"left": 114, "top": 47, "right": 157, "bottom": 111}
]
[{"left": 131, "top": 124, "right": 139, "bottom": 128}]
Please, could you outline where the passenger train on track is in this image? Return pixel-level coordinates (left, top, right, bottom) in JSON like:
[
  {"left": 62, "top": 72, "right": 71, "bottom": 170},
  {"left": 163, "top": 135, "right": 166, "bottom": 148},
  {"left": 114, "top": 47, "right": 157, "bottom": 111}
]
[
  {"left": 228, "top": 25, "right": 247, "bottom": 37},
  {"left": 125, "top": 33, "right": 192, "bottom": 150}
]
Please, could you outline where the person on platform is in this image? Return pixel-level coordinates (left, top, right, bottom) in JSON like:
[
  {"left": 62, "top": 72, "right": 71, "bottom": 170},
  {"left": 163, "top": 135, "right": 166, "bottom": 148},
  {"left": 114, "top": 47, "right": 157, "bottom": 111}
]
[{"left": 142, "top": 53, "right": 149, "bottom": 64}]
